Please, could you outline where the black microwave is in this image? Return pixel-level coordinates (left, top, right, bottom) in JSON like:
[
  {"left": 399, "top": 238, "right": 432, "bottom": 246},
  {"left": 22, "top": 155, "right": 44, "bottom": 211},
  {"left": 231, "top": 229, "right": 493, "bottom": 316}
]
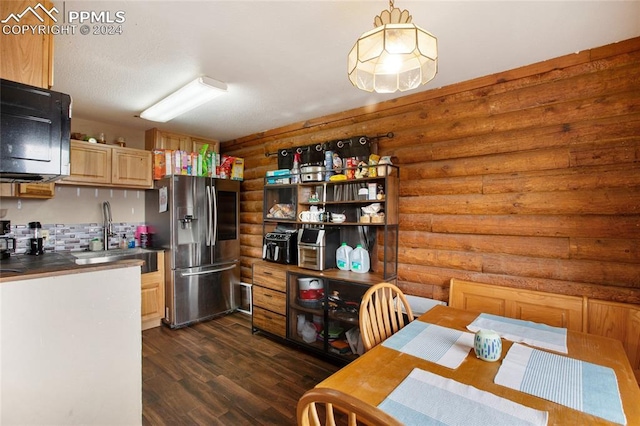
[{"left": 0, "top": 78, "right": 72, "bottom": 182}]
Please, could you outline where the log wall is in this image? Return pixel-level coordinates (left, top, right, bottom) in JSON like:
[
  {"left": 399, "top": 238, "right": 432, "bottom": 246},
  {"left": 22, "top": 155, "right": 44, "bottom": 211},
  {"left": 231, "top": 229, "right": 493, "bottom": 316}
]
[{"left": 222, "top": 37, "right": 640, "bottom": 305}]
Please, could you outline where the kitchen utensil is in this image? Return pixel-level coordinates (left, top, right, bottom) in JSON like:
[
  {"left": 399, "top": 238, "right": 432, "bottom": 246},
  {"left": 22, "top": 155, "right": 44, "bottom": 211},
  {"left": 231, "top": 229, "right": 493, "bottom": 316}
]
[
  {"left": 298, "top": 211, "right": 312, "bottom": 222},
  {"left": 298, "top": 277, "right": 324, "bottom": 300}
]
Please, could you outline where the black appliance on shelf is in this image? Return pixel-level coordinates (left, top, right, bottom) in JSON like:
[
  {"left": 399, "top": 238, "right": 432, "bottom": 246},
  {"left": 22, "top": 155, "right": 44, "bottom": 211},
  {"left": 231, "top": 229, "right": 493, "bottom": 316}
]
[{"left": 263, "top": 231, "right": 297, "bottom": 265}]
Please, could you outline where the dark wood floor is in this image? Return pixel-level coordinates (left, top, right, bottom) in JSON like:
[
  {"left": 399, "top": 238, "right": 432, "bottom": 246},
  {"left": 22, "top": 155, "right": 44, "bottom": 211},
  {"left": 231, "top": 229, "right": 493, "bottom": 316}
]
[{"left": 142, "top": 312, "right": 340, "bottom": 425}]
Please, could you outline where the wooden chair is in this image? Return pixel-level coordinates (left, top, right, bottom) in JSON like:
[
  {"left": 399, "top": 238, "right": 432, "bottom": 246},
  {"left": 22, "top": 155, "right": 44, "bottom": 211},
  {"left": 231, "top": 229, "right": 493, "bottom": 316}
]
[
  {"left": 359, "top": 282, "right": 414, "bottom": 352},
  {"left": 297, "top": 387, "right": 402, "bottom": 426}
]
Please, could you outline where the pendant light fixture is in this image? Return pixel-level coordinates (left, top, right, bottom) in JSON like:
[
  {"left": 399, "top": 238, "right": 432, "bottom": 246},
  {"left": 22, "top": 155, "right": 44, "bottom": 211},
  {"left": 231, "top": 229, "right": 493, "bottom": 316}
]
[{"left": 348, "top": 1, "right": 437, "bottom": 93}]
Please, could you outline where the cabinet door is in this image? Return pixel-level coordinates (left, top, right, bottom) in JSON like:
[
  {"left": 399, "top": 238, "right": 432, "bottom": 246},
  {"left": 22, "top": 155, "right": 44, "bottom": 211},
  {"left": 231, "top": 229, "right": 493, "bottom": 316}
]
[
  {"left": 162, "top": 132, "right": 191, "bottom": 151},
  {"left": 141, "top": 276, "right": 163, "bottom": 321},
  {"left": 17, "top": 183, "right": 55, "bottom": 198},
  {"left": 253, "top": 263, "right": 287, "bottom": 291},
  {"left": 253, "top": 286, "right": 286, "bottom": 315},
  {"left": 141, "top": 252, "right": 165, "bottom": 330},
  {"left": 0, "top": 0, "right": 53, "bottom": 88},
  {"left": 191, "top": 137, "right": 220, "bottom": 154},
  {"left": 63, "top": 141, "right": 111, "bottom": 185},
  {"left": 0, "top": 184, "right": 15, "bottom": 197},
  {"left": 111, "top": 147, "right": 152, "bottom": 188}
]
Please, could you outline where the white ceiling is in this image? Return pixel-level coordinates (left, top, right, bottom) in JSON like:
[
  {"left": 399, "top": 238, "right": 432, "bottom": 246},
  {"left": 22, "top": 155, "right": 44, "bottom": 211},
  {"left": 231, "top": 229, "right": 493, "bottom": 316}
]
[{"left": 50, "top": 1, "right": 640, "bottom": 143}]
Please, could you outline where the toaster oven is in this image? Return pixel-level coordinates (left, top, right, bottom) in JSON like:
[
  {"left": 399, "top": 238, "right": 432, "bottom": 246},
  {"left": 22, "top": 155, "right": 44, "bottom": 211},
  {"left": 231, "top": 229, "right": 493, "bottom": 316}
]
[{"left": 297, "top": 228, "right": 340, "bottom": 271}]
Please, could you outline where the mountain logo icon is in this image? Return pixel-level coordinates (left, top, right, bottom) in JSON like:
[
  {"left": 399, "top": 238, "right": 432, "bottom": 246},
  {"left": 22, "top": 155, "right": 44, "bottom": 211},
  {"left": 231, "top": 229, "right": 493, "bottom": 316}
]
[{"left": 1, "top": 3, "right": 59, "bottom": 24}]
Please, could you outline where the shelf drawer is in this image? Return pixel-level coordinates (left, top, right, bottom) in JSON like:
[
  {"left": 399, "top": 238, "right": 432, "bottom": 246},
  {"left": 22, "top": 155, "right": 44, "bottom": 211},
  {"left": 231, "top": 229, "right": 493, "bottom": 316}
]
[
  {"left": 253, "top": 306, "right": 286, "bottom": 338},
  {"left": 253, "top": 264, "right": 286, "bottom": 292},
  {"left": 253, "top": 286, "right": 286, "bottom": 314}
]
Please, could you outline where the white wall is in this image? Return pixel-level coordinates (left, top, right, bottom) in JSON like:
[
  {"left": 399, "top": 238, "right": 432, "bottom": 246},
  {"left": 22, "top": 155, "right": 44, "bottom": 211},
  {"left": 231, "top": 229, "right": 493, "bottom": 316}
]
[
  {"left": 0, "top": 266, "right": 142, "bottom": 425},
  {"left": 71, "top": 117, "right": 146, "bottom": 150},
  {"left": 0, "top": 185, "right": 147, "bottom": 226}
]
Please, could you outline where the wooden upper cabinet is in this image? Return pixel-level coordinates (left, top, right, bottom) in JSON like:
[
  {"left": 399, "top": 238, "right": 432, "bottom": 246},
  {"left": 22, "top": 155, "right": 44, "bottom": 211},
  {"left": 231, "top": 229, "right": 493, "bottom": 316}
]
[
  {"left": 112, "top": 147, "right": 152, "bottom": 187},
  {"left": 64, "top": 141, "right": 112, "bottom": 185},
  {"left": 145, "top": 128, "right": 220, "bottom": 154},
  {"left": 60, "top": 140, "right": 152, "bottom": 188},
  {"left": 0, "top": 1, "right": 55, "bottom": 199},
  {"left": 0, "top": 0, "right": 54, "bottom": 88},
  {"left": 146, "top": 129, "right": 191, "bottom": 151},
  {"left": 191, "top": 137, "right": 220, "bottom": 155}
]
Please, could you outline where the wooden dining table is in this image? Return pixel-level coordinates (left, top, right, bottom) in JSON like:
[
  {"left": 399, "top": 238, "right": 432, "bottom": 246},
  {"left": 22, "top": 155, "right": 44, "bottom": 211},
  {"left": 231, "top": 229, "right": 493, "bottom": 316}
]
[{"left": 316, "top": 305, "right": 640, "bottom": 425}]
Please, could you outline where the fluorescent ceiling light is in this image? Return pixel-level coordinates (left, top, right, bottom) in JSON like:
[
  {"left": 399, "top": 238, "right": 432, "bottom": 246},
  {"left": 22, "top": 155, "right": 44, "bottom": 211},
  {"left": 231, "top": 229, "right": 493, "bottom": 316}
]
[{"left": 140, "top": 76, "right": 227, "bottom": 122}]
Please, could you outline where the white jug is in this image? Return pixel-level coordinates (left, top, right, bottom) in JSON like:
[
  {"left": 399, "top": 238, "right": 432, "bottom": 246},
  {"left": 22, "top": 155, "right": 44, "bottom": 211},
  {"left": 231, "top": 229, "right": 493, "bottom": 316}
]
[{"left": 350, "top": 244, "right": 370, "bottom": 273}]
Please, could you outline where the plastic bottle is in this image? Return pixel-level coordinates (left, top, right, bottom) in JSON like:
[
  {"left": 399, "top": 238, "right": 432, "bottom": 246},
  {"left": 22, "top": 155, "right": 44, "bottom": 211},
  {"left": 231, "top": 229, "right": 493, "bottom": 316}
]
[
  {"left": 350, "top": 244, "right": 370, "bottom": 273},
  {"left": 324, "top": 150, "right": 334, "bottom": 181},
  {"left": 291, "top": 152, "right": 300, "bottom": 184},
  {"left": 119, "top": 234, "right": 128, "bottom": 249},
  {"left": 336, "top": 242, "right": 353, "bottom": 271}
]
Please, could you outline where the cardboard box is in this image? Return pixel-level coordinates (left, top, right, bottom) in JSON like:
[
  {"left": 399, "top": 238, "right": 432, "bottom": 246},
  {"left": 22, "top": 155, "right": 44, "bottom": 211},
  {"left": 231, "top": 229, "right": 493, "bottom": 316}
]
[
  {"left": 266, "top": 169, "right": 291, "bottom": 184},
  {"left": 231, "top": 157, "right": 244, "bottom": 181},
  {"left": 152, "top": 149, "right": 172, "bottom": 180}
]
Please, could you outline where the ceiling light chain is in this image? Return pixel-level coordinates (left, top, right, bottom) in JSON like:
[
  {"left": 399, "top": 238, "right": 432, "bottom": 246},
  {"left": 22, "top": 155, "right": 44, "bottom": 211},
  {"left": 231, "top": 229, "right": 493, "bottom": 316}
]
[{"left": 348, "top": 1, "right": 438, "bottom": 93}]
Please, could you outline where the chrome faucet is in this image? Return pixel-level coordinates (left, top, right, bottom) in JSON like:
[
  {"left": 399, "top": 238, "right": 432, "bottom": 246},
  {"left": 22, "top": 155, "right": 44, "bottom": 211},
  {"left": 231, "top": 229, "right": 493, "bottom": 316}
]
[{"left": 102, "top": 201, "right": 115, "bottom": 250}]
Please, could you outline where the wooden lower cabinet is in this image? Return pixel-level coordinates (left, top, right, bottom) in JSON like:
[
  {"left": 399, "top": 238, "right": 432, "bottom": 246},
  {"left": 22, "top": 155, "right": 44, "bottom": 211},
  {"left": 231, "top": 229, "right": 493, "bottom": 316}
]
[
  {"left": 141, "top": 251, "right": 165, "bottom": 331},
  {"left": 251, "top": 261, "right": 392, "bottom": 363},
  {"left": 253, "top": 307, "right": 287, "bottom": 337},
  {"left": 252, "top": 262, "right": 287, "bottom": 337}
]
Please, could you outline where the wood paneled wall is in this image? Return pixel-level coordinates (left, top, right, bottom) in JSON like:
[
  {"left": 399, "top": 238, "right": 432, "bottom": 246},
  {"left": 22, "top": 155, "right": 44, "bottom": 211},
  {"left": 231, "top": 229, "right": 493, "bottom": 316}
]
[{"left": 222, "top": 37, "right": 640, "bottom": 305}]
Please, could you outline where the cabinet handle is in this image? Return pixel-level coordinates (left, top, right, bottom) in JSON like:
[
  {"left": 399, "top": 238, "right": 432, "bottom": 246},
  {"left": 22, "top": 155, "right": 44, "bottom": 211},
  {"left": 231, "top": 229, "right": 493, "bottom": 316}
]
[
  {"left": 263, "top": 271, "right": 273, "bottom": 276},
  {"left": 264, "top": 294, "right": 273, "bottom": 298}
]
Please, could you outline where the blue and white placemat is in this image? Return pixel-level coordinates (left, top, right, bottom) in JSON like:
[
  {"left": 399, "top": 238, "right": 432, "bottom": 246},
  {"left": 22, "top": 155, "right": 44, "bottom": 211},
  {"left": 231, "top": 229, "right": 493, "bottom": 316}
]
[
  {"left": 467, "top": 313, "right": 568, "bottom": 353},
  {"left": 495, "top": 343, "right": 626, "bottom": 425},
  {"left": 378, "top": 368, "right": 548, "bottom": 426},
  {"left": 382, "top": 320, "right": 474, "bottom": 369}
]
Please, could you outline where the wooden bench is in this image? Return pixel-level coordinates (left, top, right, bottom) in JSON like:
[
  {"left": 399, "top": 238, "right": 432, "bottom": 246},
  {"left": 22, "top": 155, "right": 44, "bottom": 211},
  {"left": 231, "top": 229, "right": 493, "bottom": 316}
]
[
  {"left": 449, "top": 278, "right": 640, "bottom": 384},
  {"left": 449, "top": 278, "right": 585, "bottom": 331}
]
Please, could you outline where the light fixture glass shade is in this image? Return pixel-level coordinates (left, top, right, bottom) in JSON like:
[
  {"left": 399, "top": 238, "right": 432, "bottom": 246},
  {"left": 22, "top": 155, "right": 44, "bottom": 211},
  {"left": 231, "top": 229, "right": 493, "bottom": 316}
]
[
  {"left": 348, "top": 22, "right": 437, "bottom": 93},
  {"left": 140, "top": 76, "right": 227, "bottom": 122}
]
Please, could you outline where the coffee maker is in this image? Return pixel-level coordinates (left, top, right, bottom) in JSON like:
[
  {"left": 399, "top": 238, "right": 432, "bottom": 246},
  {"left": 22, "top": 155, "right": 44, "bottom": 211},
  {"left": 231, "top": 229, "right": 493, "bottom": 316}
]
[
  {"left": 0, "top": 220, "right": 14, "bottom": 259},
  {"left": 28, "top": 221, "right": 44, "bottom": 255}
]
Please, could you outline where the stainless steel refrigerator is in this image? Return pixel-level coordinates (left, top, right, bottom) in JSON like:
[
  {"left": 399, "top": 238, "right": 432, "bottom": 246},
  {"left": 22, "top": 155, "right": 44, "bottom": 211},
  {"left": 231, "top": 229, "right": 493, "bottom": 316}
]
[{"left": 145, "top": 175, "right": 241, "bottom": 328}]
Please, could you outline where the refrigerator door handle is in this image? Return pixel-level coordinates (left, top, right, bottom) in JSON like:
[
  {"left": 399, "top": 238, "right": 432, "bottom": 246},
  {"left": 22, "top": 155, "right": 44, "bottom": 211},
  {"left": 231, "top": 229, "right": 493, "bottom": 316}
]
[
  {"left": 211, "top": 184, "right": 218, "bottom": 246},
  {"left": 180, "top": 263, "right": 237, "bottom": 277},
  {"left": 205, "top": 185, "right": 213, "bottom": 246}
]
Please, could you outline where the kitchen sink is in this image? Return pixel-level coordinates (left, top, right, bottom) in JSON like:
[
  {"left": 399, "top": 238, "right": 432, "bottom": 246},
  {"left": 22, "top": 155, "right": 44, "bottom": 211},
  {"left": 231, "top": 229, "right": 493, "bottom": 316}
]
[{"left": 72, "top": 248, "right": 158, "bottom": 273}]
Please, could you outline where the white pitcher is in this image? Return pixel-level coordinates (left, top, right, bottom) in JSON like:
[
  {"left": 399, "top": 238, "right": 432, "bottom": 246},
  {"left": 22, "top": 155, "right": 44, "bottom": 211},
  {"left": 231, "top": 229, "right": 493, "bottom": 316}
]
[{"left": 474, "top": 329, "right": 502, "bottom": 362}]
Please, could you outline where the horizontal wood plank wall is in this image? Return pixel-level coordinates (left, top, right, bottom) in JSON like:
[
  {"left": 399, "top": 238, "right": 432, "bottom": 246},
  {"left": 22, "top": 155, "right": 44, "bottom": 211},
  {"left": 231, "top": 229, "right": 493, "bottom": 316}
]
[{"left": 222, "top": 37, "right": 640, "bottom": 305}]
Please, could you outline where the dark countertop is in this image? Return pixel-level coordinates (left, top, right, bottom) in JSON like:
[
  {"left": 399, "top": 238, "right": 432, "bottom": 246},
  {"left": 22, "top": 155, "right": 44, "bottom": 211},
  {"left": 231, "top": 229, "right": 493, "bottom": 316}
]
[{"left": 0, "top": 252, "right": 145, "bottom": 283}]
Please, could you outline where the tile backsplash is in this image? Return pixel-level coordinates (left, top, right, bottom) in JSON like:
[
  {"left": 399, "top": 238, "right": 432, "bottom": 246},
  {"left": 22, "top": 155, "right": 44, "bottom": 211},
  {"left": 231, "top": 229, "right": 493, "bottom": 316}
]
[{"left": 9, "top": 222, "right": 145, "bottom": 254}]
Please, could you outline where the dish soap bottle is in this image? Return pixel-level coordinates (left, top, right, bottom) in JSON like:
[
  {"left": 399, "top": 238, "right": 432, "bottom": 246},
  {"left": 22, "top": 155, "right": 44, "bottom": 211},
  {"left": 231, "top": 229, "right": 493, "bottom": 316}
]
[{"left": 119, "top": 234, "right": 128, "bottom": 249}]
